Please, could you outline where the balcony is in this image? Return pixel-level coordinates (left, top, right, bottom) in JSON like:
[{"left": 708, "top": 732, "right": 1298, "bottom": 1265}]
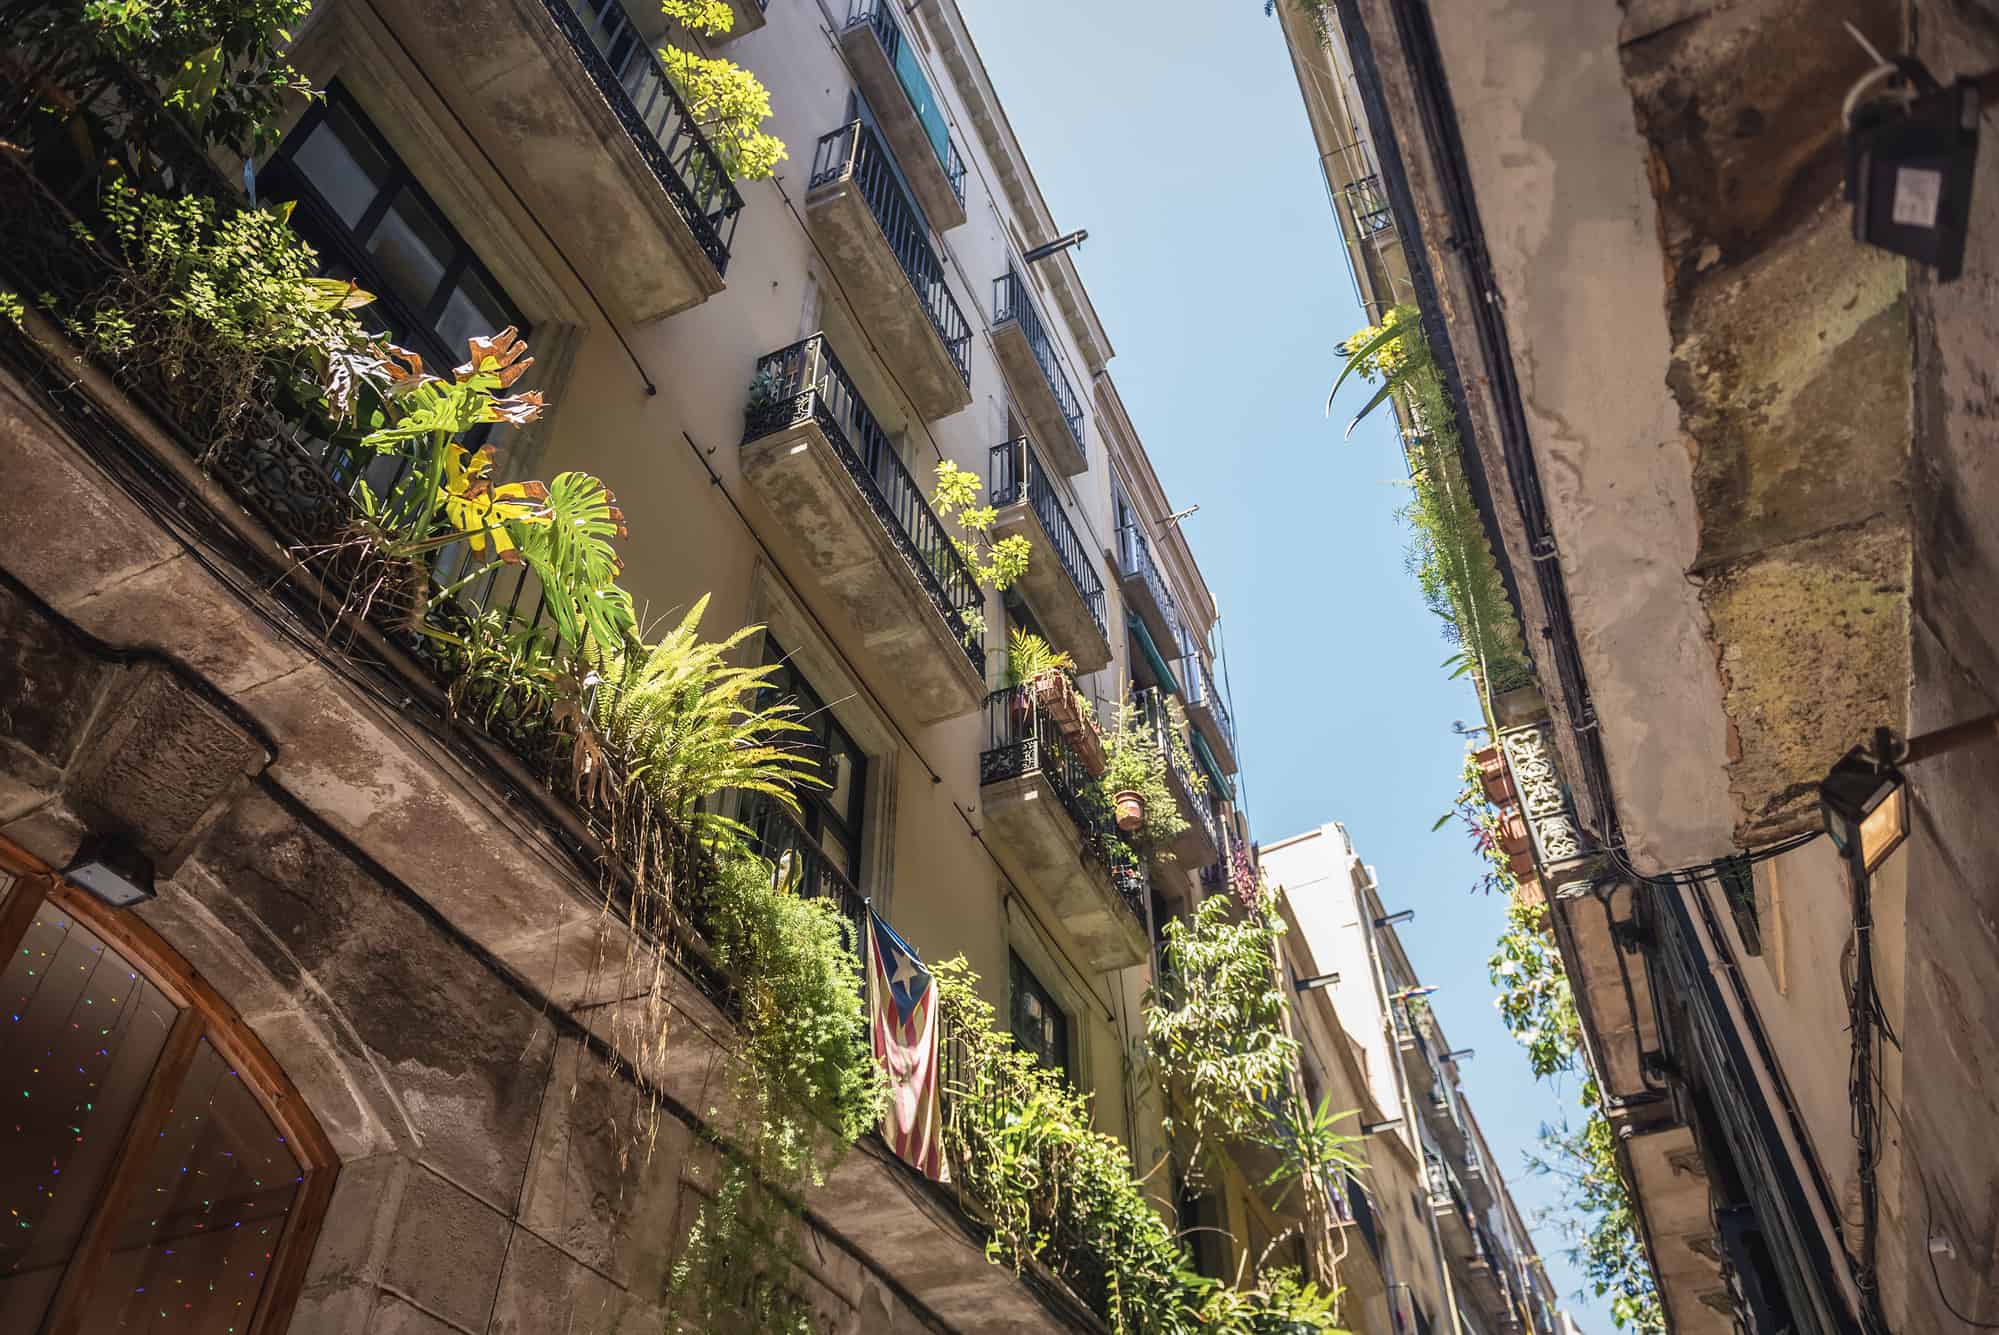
[
  {"left": 988, "top": 440, "right": 1111, "bottom": 671},
  {"left": 992, "top": 268, "right": 1088, "bottom": 475},
  {"left": 1116, "top": 526, "right": 1183, "bottom": 661},
  {"left": 839, "top": 0, "right": 968, "bottom": 230},
  {"left": 1427, "top": 1156, "right": 1476, "bottom": 1257},
  {"left": 1332, "top": 1178, "right": 1389, "bottom": 1304},
  {"left": 371, "top": 0, "right": 743, "bottom": 324},
  {"left": 1395, "top": 1004, "right": 1441, "bottom": 1099},
  {"left": 1133, "top": 689, "right": 1219, "bottom": 869},
  {"left": 740, "top": 336, "right": 985, "bottom": 724},
  {"left": 1181, "top": 652, "right": 1238, "bottom": 774},
  {"left": 978, "top": 690, "right": 1148, "bottom": 971},
  {"left": 1462, "top": 1226, "right": 1514, "bottom": 1324},
  {"left": 721, "top": 0, "right": 769, "bottom": 38},
  {"left": 737, "top": 790, "right": 867, "bottom": 945},
  {"left": 806, "top": 122, "right": 973, "bottom": 421}
]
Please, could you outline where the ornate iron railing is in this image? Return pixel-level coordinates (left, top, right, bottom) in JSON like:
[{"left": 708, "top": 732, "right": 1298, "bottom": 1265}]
[
  {"left": 988, "top": 438, "right": 1107, "bottom": 641},
  {"left": 843, "top": 0, "right": 967, "bottom": 203},
  {"left": 809, "top": 120, "right": 971, "bottom": 383},
  {"left": 736, "top": 789, "right": 869, "bottom": 950},
  {"left": 1344, "top": 173, "right": 1395, "bottom": 236},
  {"left": 993, "top": 267, "right": 1086, "bottom": 450},
  {"left": 744, "top": 335, "right": 983, "bottom": 669},
  {"left": 553, "top": 0, "right": 745, "bottom": 274},
  {"left": 978, "top": 688, "right": 1144, "bottom": 925},
  {"left": 1132, "top": 688, "right": 1218, "bottom": 854},
  {"left": 1184, "top": 652, "right": 1236, "bottom": 755},
  {"left": 1116, "top": 525, "right": 1183, "bottom": 646}
]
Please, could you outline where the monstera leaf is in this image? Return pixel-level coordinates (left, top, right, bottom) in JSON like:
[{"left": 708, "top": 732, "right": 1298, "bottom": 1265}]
[{"left": 513, "top": 470, "right": 634, "bottom": 655}]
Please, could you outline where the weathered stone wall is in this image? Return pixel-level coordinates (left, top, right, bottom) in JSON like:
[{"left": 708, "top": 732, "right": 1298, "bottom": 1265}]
[{"left": 0, "top": 575, "right": 938, "bottom": 1335}]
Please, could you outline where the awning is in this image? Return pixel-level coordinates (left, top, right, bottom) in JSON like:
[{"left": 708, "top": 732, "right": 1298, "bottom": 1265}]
[
  {"left": 1127, "top": 614, "right": 1180, "bottom": 695},
  {"left": 1191, "top": 728, "right": 1233, "bottom": 799}
]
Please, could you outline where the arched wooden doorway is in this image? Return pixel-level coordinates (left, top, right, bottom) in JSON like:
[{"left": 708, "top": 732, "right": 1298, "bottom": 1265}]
[{"left": 0, "top": 840, "right": 337, "bottom": 1334}]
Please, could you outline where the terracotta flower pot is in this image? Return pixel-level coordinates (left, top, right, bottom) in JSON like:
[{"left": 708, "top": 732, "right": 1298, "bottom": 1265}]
[
  {"left": 1477, "top": 747, "right": 1514, "bottom": 804},
  {"left": 1113, "top": 790, "right": 1145, "bottom": 833},
  {"left": 1032, "top": 670, "right": 1081, "bottom": 731},
  {"left": 1507, "top": 846, "right": 1538, "bottom": 879},
  {"left": 1498, "top": 809, "right": 1531, "bottom": 854},
  {"left": 1071, "top": 717, "right": 1108, "bottom": 777}
]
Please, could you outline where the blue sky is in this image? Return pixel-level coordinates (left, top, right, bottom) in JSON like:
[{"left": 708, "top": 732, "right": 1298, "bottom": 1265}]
[{"left": 956, "top": 1, "right": 1610, "bottom": 1327}]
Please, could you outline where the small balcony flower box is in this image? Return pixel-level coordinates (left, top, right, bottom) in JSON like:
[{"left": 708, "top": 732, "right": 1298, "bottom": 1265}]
[
  {"left": 1498, "top": 808, "right": 1531, "bottom": 855},
  {"left": 1475, "top": 745, "right": 1513, "bottom": 804},
  {"left": 1031, "top": 671, "right": 1106, "bottom": 776}
]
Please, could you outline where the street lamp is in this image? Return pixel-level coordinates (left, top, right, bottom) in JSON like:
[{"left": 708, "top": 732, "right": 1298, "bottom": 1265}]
[
  {"left": 1819, "top": 732, "right": 1909, "bottom": 875},
  {"left": 1375, "top": 909, "right": 1415, "bottom": 929},
  {"left": 63, "top": 832, "right": 156, "bottom": 909},
  {"left": 1294, "top": 971, "right": 1341, "bottom": 993},
  {"left": 1360, "top": 1118, "right": 1404, "bottom": 1136}
]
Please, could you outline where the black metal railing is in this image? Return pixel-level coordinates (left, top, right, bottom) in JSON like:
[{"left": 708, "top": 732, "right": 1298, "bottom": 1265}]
[
  {"left": 988, "top": 438, "right": 1108, "bottom": 641},
  {"left": 553, "top": 0, "right": 745, "bottom": 274},
  {"left": 1184, "top": 652, "right": 1236, "bottom": 755},
  {"left": 1132, "top": 688, "right": 1218, "bottom": 854},
  {"left": 1116, "top": 525, "right": 1183, "bottom": 646},
  {"left": 809, "top": 121, "right": 971, "bottom": 384},
  {"left": 843, "top": 0, "right": 967, "bottom": 203},
  {"left": 737, "top": 789, "right": 869, "bottom": 950},
  {"left": 978, "top": 687, "right": 1144, "bottom": 925},
  {"left": 744, "top": 335, "right": 983, "bottom": 668},
  {"left": 993, "top": 267, "right": 1085, "bottom": 450}
]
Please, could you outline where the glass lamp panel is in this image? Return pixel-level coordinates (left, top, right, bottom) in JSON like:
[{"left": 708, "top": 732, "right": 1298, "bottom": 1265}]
[
  {"left": 1860, "top": 786, "right": 1908, "bottom": 872},
  {"left": 82, "top": 1036, "right": 305, "bottom": 1333},
  {"left": 0, "top": 903, "right": 179, "bottom": 1328}
]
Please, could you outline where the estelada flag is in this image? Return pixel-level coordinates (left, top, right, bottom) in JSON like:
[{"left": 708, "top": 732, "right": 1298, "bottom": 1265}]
[{"left": 867, "top": 909, "right": 945, "bottom": 1181}]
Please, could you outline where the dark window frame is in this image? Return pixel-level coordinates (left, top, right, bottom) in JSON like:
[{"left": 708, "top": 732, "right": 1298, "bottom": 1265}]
[
  {"left": 758, "top": 636, "right": 868, "bottom": 884},
  {"left": 258, "top": 82, "right": 527, "bottom": 374},
  {"left": 1008, "top": 949, "right": 1071, "bottom": 1079}
]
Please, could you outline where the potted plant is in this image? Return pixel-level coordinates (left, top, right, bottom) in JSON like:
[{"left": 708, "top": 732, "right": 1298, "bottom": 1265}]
[
  {"left": 1094, "top": 699, "right": 1187, "bottom": 855},
  {"left": 1004, "top": 630, "right": 1105, "bottom": 774},
  {"left": 1498, "top": 807, "right": 1531, "bottom": 854},
  {"left": 1473, "top": 744, "right": 1513, "bottom": 804}
]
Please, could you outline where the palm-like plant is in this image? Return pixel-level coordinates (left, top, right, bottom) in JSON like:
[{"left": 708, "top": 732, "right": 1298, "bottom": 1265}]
[
  {"left": 1327, "top": 303, "right": 1424, "bottom": 439},
  {"left": 591, "top": 596, "right": 825, "bottom": 840}
]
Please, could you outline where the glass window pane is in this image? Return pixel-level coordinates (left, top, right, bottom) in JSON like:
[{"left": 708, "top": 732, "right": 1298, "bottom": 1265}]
[
  {"left": 365, "top": 188, "right": 453, "bottom": 315},
  {"left": 82, "top": 1037, "right": 305, "bottom": 1334},
  {"left": 435, "top": 269, "right": 512, "bottom": 366},
  {"left": 0, "top": 902, "right": 179, "bottom": 1328},
  {"left": 291, "top": 102, "right": 389, "bottom": 231}
]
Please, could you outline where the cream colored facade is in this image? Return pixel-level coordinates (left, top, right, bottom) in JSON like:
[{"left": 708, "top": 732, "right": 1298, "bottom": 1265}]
[
  {"left": 1260, "top": 823, "right": 1565, "bottom": 1335},
  {"left": 0, "top": 1, "right": 1255, "bottom": 1331}
]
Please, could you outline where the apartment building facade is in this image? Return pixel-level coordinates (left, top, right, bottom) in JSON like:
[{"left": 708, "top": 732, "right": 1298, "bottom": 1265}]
[
  {"left": 1260, "top": 823, "right": 1565, "bottom": 1335},
  {"left": 0, "top": 3, "right": 1257, "bottom": 1333},
  {"left": 1274, "top": 4, "right": 1999, "bottom": 1335}
]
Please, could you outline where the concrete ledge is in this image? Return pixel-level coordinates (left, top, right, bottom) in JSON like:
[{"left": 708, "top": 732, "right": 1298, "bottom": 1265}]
[
  {"left": 805, "top": 175, "right": 972, "bottom": 422},
  {"left": 370, "top": 0, "right": 728, "bottom": 324},
  {"left": 979, "top": 772, "right": 1147, "bottom": 972},
  {"left": 991, "top": 500, "right": 1112, "bottom": 673},
  {"left": 837, "top": 21, "right": 968, "bottom": 231},
  {"left": 741, "top": 417, "right": 986, "bottom": 725},
  {"left": 991, "top": 321, "right": 1086, "bottom": 477}
]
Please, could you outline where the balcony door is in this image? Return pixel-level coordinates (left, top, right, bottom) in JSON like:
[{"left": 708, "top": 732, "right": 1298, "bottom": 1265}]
[{"left": 0, "top": 855, "right": 335, "bottom": 1335}]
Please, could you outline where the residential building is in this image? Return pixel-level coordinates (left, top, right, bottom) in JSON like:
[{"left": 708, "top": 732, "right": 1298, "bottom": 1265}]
[
  {"left": 1260, "top": 822, "right": 1567, "bottom": 1335},
  {"left": 1274, "top": 4, "right": 1999, "bottom": 1335},
  {"left": 0, "top": 3, "right": 1255, "bottom": 1334}
]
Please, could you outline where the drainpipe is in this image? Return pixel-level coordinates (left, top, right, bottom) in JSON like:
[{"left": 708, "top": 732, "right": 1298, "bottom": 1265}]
[{"left": 1356, "top": 869, "right": 1466, "bottom": 1335}]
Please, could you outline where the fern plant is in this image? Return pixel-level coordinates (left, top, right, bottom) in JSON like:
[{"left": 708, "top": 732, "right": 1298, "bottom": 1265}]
[{"left": 590, "top": 596, "right": 825, "bottom": 835}]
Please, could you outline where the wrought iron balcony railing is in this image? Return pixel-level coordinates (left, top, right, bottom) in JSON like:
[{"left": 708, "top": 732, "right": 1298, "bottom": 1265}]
[
  {"left": 809, "top": 121, "right": 972, "bottom": 384},
  {"left": 993, "top": 267, "right": 1086, "bottom": 449},
  {"left": 737, "top": 789, "right": 868, "bottom": 951},
  {"left": 1343, "top": 172, "right": 1395, "bottom": 236},
  {"left": 1186, "top": 652, "right": 1236, "bottom": 755},
  {"left": 988, "top": 438, "right": 1108, "bottom": 640},
  {"left": 979, "top": 688, "right": 1145, "bottom": 925},
  {"left": 844, "top": 0, "right": 967, "bottom": 202},
  {"left": 1116, "top": 525, "right": 1183, "bottom": 646},
  {"left": 556, "top": 0, "right": 745, "bottom": 273},
  {"left": 745, "top": 336, "right": 983, "bottom": 669},
  {"left": 1132, "top": 688, "right": 1219, "bottom": 853}
]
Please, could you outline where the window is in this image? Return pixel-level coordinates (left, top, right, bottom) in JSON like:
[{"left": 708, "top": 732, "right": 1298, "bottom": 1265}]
[
  {"left": 758, "top": 637, "right": 867, "bottom": 884},
  {"left": 1008, "top": 951, "right": 1070, "bottom": 1079},
  {"left": 0, "top": 856, "right": 334, "bottom": 1335},
  {"left": 260, "top": 84, "right": 526, "bottom": 373}
]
